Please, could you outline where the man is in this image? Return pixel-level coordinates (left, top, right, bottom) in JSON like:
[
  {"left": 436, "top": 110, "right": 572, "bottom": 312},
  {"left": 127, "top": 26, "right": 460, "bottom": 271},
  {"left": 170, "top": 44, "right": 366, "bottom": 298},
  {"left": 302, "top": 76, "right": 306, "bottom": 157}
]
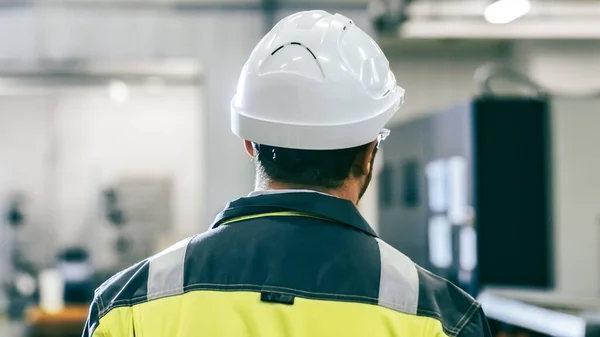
[{"left": 83, "top": 10, "right": 492, "bottom": 337}]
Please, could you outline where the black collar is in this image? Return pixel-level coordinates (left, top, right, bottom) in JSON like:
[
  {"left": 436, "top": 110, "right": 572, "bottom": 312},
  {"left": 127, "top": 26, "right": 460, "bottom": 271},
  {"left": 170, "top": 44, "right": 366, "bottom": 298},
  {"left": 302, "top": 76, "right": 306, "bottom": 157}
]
[{"left": 211, "top": 191, "right": 378, "bottom": 237}]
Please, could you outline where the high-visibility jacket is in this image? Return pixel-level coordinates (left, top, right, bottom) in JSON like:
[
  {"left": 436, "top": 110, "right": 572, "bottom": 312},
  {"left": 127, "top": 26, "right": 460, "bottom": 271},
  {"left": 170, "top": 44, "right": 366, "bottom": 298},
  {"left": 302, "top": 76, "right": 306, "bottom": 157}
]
[{"left": 83, "top": 190, "right": 492, "bottom": 337}]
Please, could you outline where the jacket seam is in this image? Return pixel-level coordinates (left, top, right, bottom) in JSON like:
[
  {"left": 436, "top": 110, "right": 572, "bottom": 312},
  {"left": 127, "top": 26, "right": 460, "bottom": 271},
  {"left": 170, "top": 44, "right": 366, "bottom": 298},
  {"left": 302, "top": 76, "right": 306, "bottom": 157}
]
[
  {"left": 104, "top": 283, "right": 378, "bottom": 309},
  {"left": 452, "top": 301, "right": 481, "bottom": 336},
  {"left": 98, "top": 284, "right": 378, "bottom": 317},
  {"left": 89, "top": 301, "right": 102, "bottom": 337},
  {"left": 97, "top": 283, "right": 429, "bottom": 318},
  {"left": 97, "top": 291, "right": 105, "bottom": 313}
]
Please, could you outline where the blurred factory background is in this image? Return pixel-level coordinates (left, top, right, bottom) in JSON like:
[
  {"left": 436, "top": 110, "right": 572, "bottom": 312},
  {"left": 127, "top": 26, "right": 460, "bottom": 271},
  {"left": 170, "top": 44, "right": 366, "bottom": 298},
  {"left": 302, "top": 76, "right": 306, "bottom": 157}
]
[{"left": 0, "top": 0, "right": 599, "bottom": 336}]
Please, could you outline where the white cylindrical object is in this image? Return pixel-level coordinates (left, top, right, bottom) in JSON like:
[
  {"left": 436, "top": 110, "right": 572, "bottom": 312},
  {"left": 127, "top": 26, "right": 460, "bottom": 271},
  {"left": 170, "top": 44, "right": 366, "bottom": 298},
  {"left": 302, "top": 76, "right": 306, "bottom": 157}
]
[{"left": 38, "top": 269, "right": 65, "bottom": 313}]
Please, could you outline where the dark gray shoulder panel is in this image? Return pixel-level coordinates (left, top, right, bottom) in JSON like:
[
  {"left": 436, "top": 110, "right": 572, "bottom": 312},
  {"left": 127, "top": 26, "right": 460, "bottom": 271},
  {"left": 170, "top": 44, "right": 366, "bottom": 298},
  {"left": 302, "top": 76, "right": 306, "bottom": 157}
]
[
  {"left": 184, "top": 216, "right": 382, "bottom": 304},
  {"left": 457, "top": 305, "right": 493, "bottom": 337},
  {"left": 416, "top": 266, "right": 481, "bottom": 337},
  {"left": 94, "top": 259, "right": 149, "bottom": 317},
  {"left": 84, "top": 260, "right": 149, "bottom": 336}
]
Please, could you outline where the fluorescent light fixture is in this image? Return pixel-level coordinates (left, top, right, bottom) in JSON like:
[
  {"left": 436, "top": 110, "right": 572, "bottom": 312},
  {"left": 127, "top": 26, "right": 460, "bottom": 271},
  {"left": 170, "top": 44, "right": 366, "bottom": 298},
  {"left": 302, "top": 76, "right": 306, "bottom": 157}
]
[
  {"left": 484, "top": 0, "right": 531, "bottom": 24},
  {"left": 109, "top": 80, "right": 129, "bottom": 102}
]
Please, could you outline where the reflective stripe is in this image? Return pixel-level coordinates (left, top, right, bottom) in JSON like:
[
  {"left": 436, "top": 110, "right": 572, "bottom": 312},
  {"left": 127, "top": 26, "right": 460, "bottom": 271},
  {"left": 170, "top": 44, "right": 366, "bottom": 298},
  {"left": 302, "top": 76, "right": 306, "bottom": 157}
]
[
  {"left": 376, "top": 238, "right": 419, "bottom": 315},
  {"left": 147, "top": 236, "right": 193, "bottom": 301}
]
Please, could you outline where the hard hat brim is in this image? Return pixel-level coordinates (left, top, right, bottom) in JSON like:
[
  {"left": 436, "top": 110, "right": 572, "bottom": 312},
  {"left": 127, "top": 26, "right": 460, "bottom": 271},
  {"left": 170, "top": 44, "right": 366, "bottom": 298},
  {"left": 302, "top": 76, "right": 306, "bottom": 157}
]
[{"left": 231, "top": 86, "right": 404, "bottom": 150}]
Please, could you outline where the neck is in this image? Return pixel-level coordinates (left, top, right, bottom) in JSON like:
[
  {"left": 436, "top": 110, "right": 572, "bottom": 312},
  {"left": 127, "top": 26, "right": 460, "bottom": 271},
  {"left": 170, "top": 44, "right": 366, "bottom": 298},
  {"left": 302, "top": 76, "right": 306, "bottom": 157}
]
[{"left": 258, "top": 180, "right": 360, "bottom": 205}]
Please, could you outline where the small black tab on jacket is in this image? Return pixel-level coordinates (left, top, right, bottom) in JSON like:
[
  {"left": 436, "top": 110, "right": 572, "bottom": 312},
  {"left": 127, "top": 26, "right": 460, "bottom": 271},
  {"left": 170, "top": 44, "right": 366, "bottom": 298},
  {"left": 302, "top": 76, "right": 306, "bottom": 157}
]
[{"left": 261, "top": 291, "right": 295, "bottom": 305}]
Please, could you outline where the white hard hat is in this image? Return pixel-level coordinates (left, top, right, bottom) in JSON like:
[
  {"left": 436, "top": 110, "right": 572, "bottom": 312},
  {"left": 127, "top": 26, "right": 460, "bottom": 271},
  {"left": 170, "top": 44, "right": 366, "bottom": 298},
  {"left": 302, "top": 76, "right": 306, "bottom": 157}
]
[{"left": 231, "top": 10, "right": 405, "bottom": 150}]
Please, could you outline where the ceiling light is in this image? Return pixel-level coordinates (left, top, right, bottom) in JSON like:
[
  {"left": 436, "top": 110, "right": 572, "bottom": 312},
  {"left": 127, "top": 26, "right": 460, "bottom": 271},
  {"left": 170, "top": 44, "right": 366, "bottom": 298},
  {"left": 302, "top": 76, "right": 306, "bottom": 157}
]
[{"left": 484, "top": 0, "right": 531, "bottom": 24}]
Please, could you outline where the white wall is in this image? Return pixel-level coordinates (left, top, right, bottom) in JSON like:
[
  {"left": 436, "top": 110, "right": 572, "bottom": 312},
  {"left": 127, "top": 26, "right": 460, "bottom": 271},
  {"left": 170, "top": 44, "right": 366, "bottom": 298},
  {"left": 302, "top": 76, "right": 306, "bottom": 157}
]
[
  {"left": 513, "top": 41, "right": 600, "bottom": 96},
  {"left": 0, "top": 86, "right": 202, "bottom": 264},
  {"left": 526, "top": 40, "right": 600, "bottom": 296},
  {"left": 54, "top": 86, "right": 203, "bottom": 242},
  {"left": 0, "top": 97, "right": 54, "bottom": 308},
  {"left": 513, "top": 41, "right": 600, "bottom": 296},
  {"left": 387, "top": 47, "right": 509, "bottom": 125},
  {"left": 0, "top": 97, "right": 57, "bottom": 266},
  {"left": 552, "top": 98, "right": 600, "bottom": 296},
  {"left": 0, "top": 7, "right": 264, "bottom": 228}
]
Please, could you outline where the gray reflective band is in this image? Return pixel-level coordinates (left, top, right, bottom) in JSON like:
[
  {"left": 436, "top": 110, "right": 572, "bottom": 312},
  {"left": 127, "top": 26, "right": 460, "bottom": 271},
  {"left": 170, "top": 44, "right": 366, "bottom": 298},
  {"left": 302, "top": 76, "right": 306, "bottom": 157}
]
[
  {"left": 376, "top": 238, "right": 419, "bottom": 314},
  {"left": 147, "top": 236, "right": 193, "bottom": 301}
]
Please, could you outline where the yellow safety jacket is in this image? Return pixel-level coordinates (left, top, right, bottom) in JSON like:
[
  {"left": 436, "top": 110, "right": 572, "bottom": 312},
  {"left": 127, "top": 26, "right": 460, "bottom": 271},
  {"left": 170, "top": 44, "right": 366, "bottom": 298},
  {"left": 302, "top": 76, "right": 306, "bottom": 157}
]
[{"left": 83, "top": 191, "right": 492, "bottom": 337}]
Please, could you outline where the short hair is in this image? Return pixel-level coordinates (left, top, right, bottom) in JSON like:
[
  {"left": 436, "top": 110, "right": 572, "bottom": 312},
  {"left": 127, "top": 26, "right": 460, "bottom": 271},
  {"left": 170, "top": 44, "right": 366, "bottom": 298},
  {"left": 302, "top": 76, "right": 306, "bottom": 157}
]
[{"left": 254, "top": 143, "right": 370, "bottom": 189}]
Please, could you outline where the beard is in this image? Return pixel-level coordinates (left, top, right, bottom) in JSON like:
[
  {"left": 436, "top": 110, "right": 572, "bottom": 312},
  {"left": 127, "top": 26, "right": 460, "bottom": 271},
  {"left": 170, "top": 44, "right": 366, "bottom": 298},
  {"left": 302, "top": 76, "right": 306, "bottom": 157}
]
[{"left": 358, "top": 148, "right": 378, "bottom": 202}]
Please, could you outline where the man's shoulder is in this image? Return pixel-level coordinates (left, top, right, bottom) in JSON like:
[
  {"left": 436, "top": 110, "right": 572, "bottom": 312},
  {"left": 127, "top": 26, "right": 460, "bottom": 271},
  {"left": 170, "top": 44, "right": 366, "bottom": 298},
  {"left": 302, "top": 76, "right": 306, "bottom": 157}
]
[
  {"left": 415, "top": 264, "right": 482, "bottom": 336},
  {"left": 93, "top": 236, "right": 197, "bottom": 316},
  {"left": 93, "top": 259, "right": 150, "bottom": 316},
  {"left": 376, "top": 239, "right": 487, "bottom": 336}
]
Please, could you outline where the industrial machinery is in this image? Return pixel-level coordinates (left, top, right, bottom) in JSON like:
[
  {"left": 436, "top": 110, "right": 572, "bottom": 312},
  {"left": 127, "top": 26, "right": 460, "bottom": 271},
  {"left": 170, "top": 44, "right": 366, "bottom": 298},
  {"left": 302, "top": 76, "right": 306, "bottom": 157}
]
[
  {"left": 377, "top": 65, "right": 600, "bottom": 336},
  {"left": 379, "top": 95, "right": 553, "bottom": 294},
  {"left": 378, "top": 65, "right": 554, "bottom": 294}
]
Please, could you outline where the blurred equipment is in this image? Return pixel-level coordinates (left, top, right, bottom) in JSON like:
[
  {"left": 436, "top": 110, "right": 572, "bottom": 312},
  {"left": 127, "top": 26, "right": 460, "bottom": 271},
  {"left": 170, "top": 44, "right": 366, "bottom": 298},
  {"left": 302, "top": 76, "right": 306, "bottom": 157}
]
[
  {"left": 111, "top": 179, "right": 172, "bottom": 268},
  {"left": 91, "top": 180, "right": 172, "bottom": 279},
  {"left": 104, "top": 188, "right": 126, "bottom": 228},
  {"left": 369, "top": 0, "right": 412, "bottom": 34},
  {"left": 6, "top": 195, "right": 25, "bottom": 227},
  {"left": 378, "top": 67, "right": 553, "bottom": 295},
  {"left": 3, "top": 193, "right": 38, "bottom": 320},
  {"left": 57, "top": 248, "right": 93, "bottom": 305},
  {"left": 26, "top": 249, "right": 93, "bottom": 337},
  {"left": 231, "top": 10, "right": 405, "bottom": 150},
  {"left": 102, "top": 187, "right": 131, "bottom": 271}
]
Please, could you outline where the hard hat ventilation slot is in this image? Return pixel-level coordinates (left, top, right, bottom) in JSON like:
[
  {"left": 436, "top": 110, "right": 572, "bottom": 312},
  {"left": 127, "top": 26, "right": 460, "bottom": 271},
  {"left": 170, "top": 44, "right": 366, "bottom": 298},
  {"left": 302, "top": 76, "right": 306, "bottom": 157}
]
[
  {"left": 305, "top": 47, "right": 317, "bottom": 60},
  {"left": 272, "top": 42, "right": 318, "bottom": 60},
  {"left": 263, "top": 42, "right": 325, "bottom": 79},
  {"left": 383, "top": 89, "right": 391, "bottom": 97},
  {"left": 271, "top": 45, "right": 285, "bottom": 56}
]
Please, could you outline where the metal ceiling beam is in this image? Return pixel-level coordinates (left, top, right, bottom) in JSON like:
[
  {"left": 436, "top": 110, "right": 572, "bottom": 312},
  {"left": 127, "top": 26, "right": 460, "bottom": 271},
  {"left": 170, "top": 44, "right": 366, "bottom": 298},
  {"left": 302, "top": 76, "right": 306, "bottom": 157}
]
[
  {"left": 0, "top": 60, "right": 203, "bottom": 85},
  {"left": 400, "top": 0, "right": 600, "bottom": 40},
  {"left": 400, "top": 18, "right": 600, "bottom": 39},
  {"left": 0, "top": 0, "right": 367, "bottom": 11},
  {"left": 406, "top": 0, "right": 600, "bottom": 18}
]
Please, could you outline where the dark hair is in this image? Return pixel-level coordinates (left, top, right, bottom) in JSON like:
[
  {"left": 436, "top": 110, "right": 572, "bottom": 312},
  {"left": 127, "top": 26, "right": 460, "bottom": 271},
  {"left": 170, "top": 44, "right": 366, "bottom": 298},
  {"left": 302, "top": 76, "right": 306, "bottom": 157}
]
[{"left": 254, "top": 143, "right": 370, "bottom": 189}]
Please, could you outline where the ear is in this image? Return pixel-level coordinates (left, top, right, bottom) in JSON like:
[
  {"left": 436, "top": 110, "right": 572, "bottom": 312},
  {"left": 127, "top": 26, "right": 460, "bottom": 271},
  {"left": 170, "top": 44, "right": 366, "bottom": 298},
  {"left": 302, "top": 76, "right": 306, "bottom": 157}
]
[
  {"left": 354, "top": 141, "right": 378, "bottom": 176},
  {"left": 244, "top": 140, "right": 255, "bottom": 157}
]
